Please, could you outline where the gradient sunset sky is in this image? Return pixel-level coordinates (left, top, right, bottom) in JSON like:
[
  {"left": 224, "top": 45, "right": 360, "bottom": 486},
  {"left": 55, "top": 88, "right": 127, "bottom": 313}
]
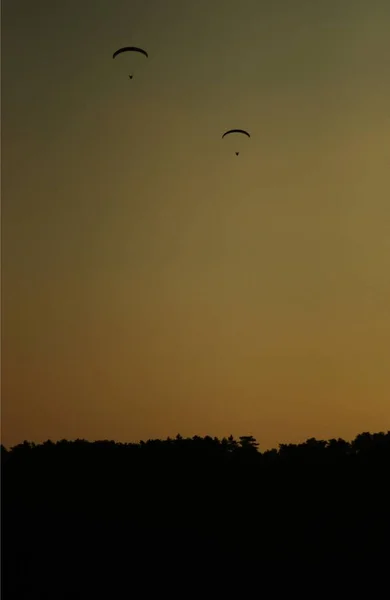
[{"left": 2, "top": 0, "right": 390, "bottom": 449}]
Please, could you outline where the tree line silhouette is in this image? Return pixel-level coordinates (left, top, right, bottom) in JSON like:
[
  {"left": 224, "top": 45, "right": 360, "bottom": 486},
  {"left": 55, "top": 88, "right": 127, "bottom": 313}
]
[{"left": 2, "top": 431, "right": 390, "bottom": 597}]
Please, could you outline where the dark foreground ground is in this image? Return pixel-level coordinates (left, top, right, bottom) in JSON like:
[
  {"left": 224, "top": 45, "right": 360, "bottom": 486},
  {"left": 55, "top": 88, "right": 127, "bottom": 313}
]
[{"left": 2, "top": 433, "right": 390, "bottom": 597}]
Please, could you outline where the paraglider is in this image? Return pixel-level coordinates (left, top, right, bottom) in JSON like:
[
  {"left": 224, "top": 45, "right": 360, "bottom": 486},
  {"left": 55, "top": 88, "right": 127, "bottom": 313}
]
[
  {"left": 113, "top": 46, "right": 148, "bottom": 80},
  {"left": 222, "top": 129, "right": 250, "bottom": 155}
]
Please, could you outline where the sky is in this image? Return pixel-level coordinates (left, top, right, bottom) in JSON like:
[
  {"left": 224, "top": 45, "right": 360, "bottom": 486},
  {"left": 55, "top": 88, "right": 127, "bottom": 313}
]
[{"left": 2, "top": 0, "right": 390, "bottom": 450}]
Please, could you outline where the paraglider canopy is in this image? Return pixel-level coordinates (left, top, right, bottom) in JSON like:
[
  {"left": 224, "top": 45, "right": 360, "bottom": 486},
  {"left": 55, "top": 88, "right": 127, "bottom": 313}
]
[
  {"left": 113, "top": 46, "right": 148, "bottom": 79},
  {"left": 222, "top": 129, "right": 250, "bottom": 139},
  {"left": 112, "top": 46, "right": 149, "bottom": 60},
  {"left": 222, "top": 129, "right": 250, "bottom": 155}
]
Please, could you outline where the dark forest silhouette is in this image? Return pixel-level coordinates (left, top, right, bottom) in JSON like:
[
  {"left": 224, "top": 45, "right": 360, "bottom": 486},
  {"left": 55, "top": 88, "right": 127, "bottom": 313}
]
[{"left": 2, "top": 431, "right": 390, "bottom": 597}]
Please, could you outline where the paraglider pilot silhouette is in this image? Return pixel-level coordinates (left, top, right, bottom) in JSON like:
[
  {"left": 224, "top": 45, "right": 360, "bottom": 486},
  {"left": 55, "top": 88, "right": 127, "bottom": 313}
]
[{"left": 222, "top": 129, "right": 250, "bottom": 156}]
